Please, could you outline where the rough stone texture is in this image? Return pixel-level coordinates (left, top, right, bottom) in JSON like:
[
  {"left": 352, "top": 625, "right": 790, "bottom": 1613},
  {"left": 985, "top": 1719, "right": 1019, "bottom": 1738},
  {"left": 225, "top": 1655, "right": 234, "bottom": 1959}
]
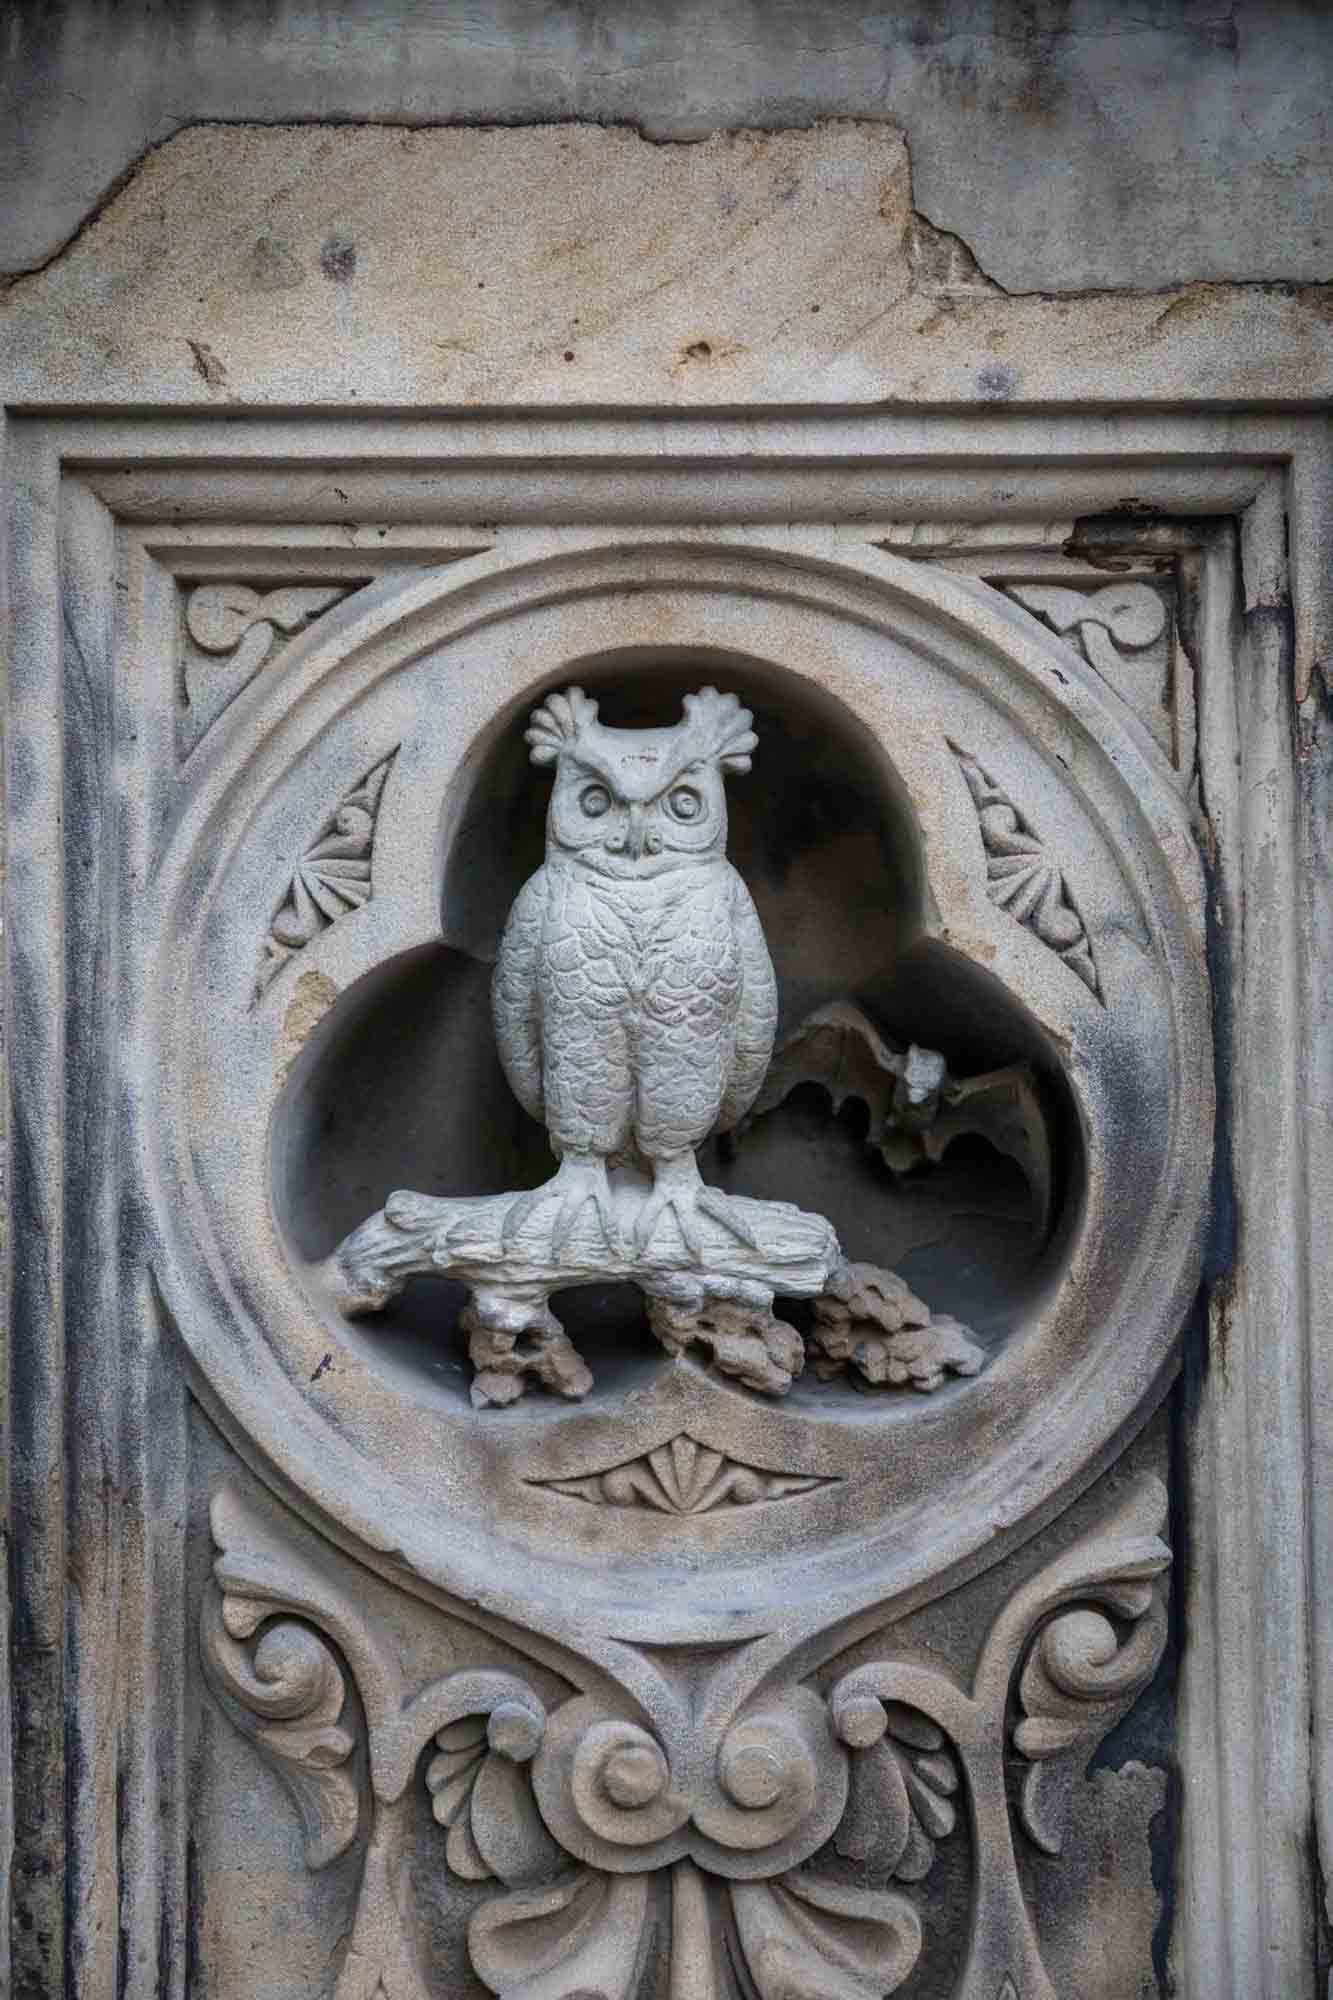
[
  {"left": 2, "top": 119, "right": 1329, "bottom": 410},
  {"left": 3, "top": 0, "right": 1330, "bottom": 291}
]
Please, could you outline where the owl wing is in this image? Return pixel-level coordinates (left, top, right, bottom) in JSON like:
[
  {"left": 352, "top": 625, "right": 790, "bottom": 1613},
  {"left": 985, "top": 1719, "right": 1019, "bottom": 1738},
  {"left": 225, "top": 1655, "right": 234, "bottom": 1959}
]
[
  {"left": 717, "top": 868, "right": 779, "bottom": 1131},
  {"left": 492, "top": 866, "right": 548, "bottom": 1124}
]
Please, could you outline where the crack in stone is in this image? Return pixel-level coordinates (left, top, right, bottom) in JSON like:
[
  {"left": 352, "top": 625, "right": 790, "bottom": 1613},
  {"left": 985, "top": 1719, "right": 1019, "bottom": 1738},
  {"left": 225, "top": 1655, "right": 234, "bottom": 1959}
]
[{"left": 4, "top": 114, "right": 1331, "bottom": 316}]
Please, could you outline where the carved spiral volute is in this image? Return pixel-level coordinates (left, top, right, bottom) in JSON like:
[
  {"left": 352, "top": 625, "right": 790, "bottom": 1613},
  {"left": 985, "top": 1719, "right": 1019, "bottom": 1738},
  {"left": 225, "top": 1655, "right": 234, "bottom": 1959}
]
[{"left": 529, "top": 1687, "right": 848, "bottom": 1879}]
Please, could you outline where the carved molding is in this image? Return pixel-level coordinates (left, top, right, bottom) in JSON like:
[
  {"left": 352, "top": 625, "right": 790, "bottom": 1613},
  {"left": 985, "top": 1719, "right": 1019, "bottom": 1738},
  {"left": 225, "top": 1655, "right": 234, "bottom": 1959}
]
[
  {"left": 186, "top": 580, "right": 349, "bottom": 674},
  {"left": 949, "top": 743, "right": 1103, "bottom": 999},
  {"left": 257, "top": 751, "right": 397, "bottom": 997},
  {"left": 532, "top": 1434, "right": 837, "bottom": 1514},
  {"left": 204, "top": 1474, "right": 1169, "bottom": 2000},
  {"left": 149, "top": 535, "right": 1210, "bottom": 1672}
]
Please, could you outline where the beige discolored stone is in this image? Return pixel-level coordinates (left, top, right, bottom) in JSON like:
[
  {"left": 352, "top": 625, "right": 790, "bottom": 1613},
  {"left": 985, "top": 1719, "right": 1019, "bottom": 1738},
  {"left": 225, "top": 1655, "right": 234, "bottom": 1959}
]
[{"left": 1, "top": 121, "right": 1329, "bottom": 411}]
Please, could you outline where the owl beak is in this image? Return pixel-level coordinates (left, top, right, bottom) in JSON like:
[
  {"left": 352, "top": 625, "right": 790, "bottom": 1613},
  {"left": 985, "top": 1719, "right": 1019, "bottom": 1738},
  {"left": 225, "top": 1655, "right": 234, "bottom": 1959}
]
[{"left": 622, "top": 803, "right": 648, "bottom": 858}]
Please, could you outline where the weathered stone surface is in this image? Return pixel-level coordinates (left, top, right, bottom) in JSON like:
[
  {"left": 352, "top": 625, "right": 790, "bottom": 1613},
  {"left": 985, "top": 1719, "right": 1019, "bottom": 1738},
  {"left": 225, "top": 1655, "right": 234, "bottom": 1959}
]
[
  {"left": 3, "top": 37, "right": 1328, "bottom": 2000},
  {"left": 2, "top": 121, "right": 1329, "bottom": 410},
  {"left": 4, "top": 0, "right": 1330, "bottom": 292}
]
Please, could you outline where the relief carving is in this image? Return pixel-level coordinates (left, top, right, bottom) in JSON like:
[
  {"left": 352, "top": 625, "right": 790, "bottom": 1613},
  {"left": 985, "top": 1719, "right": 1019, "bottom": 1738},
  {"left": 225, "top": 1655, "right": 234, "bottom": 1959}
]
[
  {"left": 257, "top": 751, "right": 397, "bottom": 997},
  {"left": 743, "top": 999, "right": 1052, "bottom": 1234},
  {"left": 199, "top": 1589, "right": 360, "bottom": 1868},
  {"left": 183, "top": 581, "right": 351, "bottom": 750},
  {"left": 129, "top": 531, "right": 1212, "bottom": 1997},
  {"left": 949, "top": 743, "right": 1102, "bottom": 998},
  {"left": 1005, "top": 581, "right": 1168, "bottom": 686},
  {"left": 532, "top": 1434, "right": 837, "bottom": 1514},
  {"left": 204, "top": 1474, "right": 1169, "bottom": 2000},
  {"left": 320, "top": 689, "right": 979, "bottom": 1405}
]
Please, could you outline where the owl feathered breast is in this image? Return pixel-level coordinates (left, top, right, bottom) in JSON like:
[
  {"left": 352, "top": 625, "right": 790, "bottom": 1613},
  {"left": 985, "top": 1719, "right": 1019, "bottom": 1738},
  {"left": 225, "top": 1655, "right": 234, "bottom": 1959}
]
[{"left": 492, "top": 687, "right": 778, "bottom": 1154}]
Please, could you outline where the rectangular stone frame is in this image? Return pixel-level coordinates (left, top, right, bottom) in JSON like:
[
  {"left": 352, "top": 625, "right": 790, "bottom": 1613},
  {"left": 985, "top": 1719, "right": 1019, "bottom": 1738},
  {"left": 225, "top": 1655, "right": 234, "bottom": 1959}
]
[{"left": 2, "top": 405, "right": 1330, "bottom": 1997}]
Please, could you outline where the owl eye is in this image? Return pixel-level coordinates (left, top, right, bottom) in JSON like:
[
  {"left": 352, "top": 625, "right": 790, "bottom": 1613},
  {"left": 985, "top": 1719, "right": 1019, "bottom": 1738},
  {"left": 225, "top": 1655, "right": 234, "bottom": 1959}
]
[
  {"left": 580, "top": 784, "right": 613, "bottom": 818},
  {"left": 666, "top": 786, "right": 705, "bottom": 823}
]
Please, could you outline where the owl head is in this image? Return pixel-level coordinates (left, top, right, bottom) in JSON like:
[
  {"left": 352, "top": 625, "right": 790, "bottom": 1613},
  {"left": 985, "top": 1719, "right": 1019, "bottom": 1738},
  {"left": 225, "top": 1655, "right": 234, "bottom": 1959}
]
[{"left": 525, "top": 685, "right": 758, "bottom": 877}]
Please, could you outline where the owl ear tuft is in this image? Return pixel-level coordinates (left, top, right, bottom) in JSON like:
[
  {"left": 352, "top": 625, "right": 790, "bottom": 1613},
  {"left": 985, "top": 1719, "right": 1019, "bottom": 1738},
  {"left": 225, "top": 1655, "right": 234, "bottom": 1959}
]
[
  {"left": 682, "top": 686, "right": 758, "bottom": 774},
  {"left": 525, "top": 686, "right": 600, "bottom": 766}
]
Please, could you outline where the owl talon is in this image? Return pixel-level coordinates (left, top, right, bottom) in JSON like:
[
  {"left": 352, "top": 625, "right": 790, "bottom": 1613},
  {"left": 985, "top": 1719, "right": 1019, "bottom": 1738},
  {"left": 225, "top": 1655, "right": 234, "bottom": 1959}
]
[
  {"left": 552, "top": 1186, "right": 622, "bottom": 1261},
  {"left": 500, "top": 1185, "right": 552, "bottom": 1252},
  {"left": 502, "top": 1158, "right": 621, "bottom": 1260},
  {"left": 634, "top": 1191, "right": 705, "bottom": 1262}
]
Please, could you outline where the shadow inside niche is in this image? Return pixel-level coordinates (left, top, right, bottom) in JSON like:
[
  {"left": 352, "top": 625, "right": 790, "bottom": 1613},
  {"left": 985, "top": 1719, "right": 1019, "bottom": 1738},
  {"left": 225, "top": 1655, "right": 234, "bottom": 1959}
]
[{"left": 271, "top": 653, "right": 1082, "bottom": 1405}]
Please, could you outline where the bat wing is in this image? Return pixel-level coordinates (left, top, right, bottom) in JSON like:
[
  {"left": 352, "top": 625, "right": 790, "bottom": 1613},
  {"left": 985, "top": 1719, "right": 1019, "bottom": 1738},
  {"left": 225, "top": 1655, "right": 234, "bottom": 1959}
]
[
  {"left": 742, "top": 999, "right": 1053, "bottom": 1239},
  {"left": 924, "top": 1066, "right": 1052, "bottom": 1241},
  {"left": 743, "top": 1000, "right": 907, "bottom": 1145}
]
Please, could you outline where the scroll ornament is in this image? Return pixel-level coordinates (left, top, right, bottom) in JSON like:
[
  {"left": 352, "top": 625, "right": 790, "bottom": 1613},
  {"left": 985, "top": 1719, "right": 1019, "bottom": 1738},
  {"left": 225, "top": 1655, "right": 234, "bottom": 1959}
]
[
  {"left": 1005, "top": 581, "right": 1168, "bottom": 686},
  {"left": 204, "top": 1476, "right": 1170, "bottom": 1999},
  {"left": 182, "top": 581, "right": 351, "bottom": 751}
]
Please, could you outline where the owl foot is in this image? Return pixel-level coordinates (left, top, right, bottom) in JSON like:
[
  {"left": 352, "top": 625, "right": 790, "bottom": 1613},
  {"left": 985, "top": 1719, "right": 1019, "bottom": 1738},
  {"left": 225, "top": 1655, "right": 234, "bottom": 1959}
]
[
  {"left": 501, "top": 1156, "right": 622, "bottom": 1261},
  {"left": 635, "top": 1155, "right": 759, "bottom": 1262}
]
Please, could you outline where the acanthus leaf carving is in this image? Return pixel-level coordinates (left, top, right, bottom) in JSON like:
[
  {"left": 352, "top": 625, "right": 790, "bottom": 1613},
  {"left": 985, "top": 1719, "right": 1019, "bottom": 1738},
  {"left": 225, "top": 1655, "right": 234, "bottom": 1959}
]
[
  {"left": 1010, "top": 1555, "right": 1169, "bottom": 1857},
  {"left": 468, "top": 1868, "right": 653, "bottom": 2000},
  {"left": 427, "top": 1710, "right": 564, "bottom": 1885},
  {"left": 203, "top": 1475, "right": 1168, "bottom": 2000},
  {"left": 256, "top": 750, "right": 397, "bottom": 998},
  {"left": 949, "top": 743, "right": 1103, "bottom": 1000},
  {"left": 533, "top": 1432, "right": 837, "bottom": 1515},
  {"left": 199, "top": 1588, "right": 360, "bottom": 1868},
  {"left": 728, "top": 1870, "right": 924, "bottom": 2000},
  {"left": 830, "top": 1698, "right": 960, "bottom": 1880}
]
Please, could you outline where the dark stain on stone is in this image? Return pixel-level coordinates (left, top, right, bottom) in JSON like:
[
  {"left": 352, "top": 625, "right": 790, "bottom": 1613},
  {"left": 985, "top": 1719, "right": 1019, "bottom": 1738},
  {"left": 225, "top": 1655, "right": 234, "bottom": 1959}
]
[
  {"left": 320, "top": 234, "right": 357, "bottom": 282},
  {"left": 115, "top": 1756, "right": 131, "bottom": 1998},
  {"left": 184, "top": 1831, "right": 202, "bottom": 1995},
  {"left": 976, "top": 361, "right": 1017, "bottom": 400},
  {"left": 185, "top": 338, "right": 227, "bottom": 388},
  {"left": 1310, "top": 1810, "right": 1333, "bottom": 1992},
  {"left": 1196, "top": 773, "right": 1241, "bottom": 1385}
]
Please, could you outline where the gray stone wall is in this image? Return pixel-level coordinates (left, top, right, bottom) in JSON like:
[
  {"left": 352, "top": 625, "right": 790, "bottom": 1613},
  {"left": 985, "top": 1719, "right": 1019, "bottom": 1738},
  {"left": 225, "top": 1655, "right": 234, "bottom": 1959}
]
[{"left": 4, "top": 0, "right": 1331, "bottom": 289}]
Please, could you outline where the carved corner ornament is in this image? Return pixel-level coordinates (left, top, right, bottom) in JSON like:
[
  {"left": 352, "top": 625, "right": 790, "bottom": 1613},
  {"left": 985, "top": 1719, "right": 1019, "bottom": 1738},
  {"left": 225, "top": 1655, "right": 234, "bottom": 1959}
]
[
  {"left": 949, "top": 742, "right": 1103, "bottom": 1000},
  {"left": 183, "top": 581, "right": 352, "bottom": 751},
  {"left": 316, "top": 688, "right": 1001, "bottom": 1406},
  {"left": 203, "top": 1475, "right": 1170, "bottom": 2000},
  {"left": 256, "top": 750, "right": 397, "bottom": 999},
  {"left": 1005, "top": 581, "right": 1168, "bottom": 685}
]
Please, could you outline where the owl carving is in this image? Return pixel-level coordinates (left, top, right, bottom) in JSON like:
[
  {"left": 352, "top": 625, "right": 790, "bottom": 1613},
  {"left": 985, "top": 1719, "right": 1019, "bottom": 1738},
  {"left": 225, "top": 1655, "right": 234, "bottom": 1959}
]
[{"left": 493, "top": 685, "right": 778, "bottom": 1261}]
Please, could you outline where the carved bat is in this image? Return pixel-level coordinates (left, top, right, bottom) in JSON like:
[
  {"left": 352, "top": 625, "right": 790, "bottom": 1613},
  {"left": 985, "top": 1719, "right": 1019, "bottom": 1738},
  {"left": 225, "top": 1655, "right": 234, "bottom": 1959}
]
[{"left": 740, "top": 1001, "right": 1053, "bottom": 1239}]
